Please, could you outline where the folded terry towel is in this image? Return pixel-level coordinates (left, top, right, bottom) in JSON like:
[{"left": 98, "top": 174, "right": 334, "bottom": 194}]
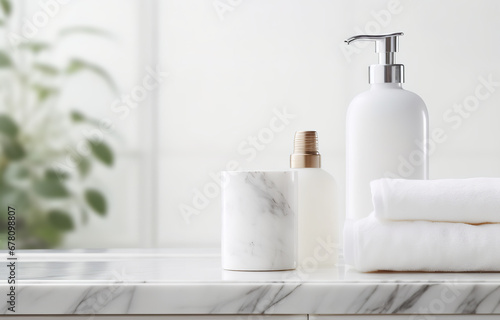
[
  {"left": 343, "top": 213, "right": 500, "bottom": 272},
  {"left": 371, "top": 177, "right": 500, "bottom": 224}
]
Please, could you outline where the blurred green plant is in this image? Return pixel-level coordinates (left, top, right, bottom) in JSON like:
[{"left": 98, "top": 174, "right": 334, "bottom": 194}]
[{"left": 0, "top": 0, "right": 116, "bottom": 248}]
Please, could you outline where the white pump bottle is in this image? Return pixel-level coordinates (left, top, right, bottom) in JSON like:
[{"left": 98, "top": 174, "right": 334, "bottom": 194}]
[{"left": 345, "top": 32, "right": 428, "bottom": 220}]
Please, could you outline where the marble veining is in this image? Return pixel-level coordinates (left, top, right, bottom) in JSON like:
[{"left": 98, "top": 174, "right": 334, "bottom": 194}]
[
  {"left": 222, "top": 171, "right": 297, "bottom": 271},
  {"left": 1, "top": 249, "right": 500, "bottom": 315}
]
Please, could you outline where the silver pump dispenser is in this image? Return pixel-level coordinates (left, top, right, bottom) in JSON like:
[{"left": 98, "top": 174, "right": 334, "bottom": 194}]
[{"left": 345, "top": 32, "right": 404, "bottom": 84}]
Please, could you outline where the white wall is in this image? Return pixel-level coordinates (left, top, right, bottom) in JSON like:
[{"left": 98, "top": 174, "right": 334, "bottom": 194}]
[
  {"left": 17, "top": 0, "right": 500, "bottom": 249},
  {"left": 158, "top": 0, "right": 500, "bottom": 248}
]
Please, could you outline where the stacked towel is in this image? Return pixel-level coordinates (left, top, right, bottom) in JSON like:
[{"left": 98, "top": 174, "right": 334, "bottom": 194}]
[
  {"left": 344, "top": 213, "right": 500, "bottom": 272},
  {"left": 344, "top": 178, "right": 500, "bottom": 272},
  {"left": 371, "top": 178, "right": 500, "bottom": 224}
]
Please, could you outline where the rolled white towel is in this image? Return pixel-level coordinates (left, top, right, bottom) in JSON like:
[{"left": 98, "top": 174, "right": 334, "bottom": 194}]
[
  {"left": 371, "top": 177, "right": 500, "bottom": 224},
  {"left": 344, "top": 213, "right": 500, "bottom": 272}
]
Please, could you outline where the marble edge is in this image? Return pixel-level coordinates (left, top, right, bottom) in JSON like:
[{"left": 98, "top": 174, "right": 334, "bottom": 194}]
[{"left": 1, "top": 281, "right": 500, "bottom": 315}]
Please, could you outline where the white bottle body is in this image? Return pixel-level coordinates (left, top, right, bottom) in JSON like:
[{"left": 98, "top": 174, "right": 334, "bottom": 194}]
[
  {"left": 296, "top": 168, "right": 338, "bottom": 267},
  {"left": 346, "top": 83, "right": 428, "bottom": 220}
]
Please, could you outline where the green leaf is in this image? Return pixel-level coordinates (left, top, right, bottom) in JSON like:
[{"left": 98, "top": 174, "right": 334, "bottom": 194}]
[
  {"left": 0, "top": 114, "right": 18, "bottom": 138},
  {"left": 3, "top": 140, "right": 25, "bottom": 160},
  {"left": 66, "top": 59, "right": 117, "bottom": 91},
  {"left": 0, "top": 188, "right": 28, "bottom": 213},
  {"left": 12, "top": 165, "right": 29, "bottom": 179},
  {"left": 59, "top": 26, "right": 114, "bottom": 39},
  {"left": 0, "top": 0, "right": 11, "bottom": 17},
  {"left": 32, "top": 222, "right": 62, "bottom": 248},
  {"left": 89, "top": 140, "right": 113, "bottom": 166},
  {"left": 77, "top": 157, "right": 91, "bottom": 177},
  {"left": 85, "top": 188, "right": 107, "bottom": 216},
  {"left": 31, "top": 83, "right": 58, "bottom": 102},
  {"left": 10, "top": 190, "right": 28, "bottom": 211},
  {"left": 18, "top": 42, "right": 51, "bottom": 54},
  {"left": 45, "top": 168, "right": 69, "bottom": 180},
  {"left": 65, "top": 59, "right": 82, "bottom": 73},
  {"left": 48, "top": 210, "right": 74, "bottom": 231},
  {"left": 0, "top": 51, "right": 10, "bottom": 68},
  {"left": 34, "top": 177, "right": 70, "bottom": 198},
  {"left": 70, "top": 110, "right": 86, "bottom": 123},
  {"left": 33, "top": 63, "right": 59, "bottom": 76}
]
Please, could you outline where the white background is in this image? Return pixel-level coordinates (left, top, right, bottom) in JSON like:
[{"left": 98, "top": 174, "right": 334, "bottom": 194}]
[{"left": 18, "top": 0, "right": 500, "bottom": 248}]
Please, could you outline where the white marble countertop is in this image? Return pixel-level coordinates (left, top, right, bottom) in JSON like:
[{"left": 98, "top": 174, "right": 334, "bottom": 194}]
[{"left": 1, "top": 249, "right": 500, "bottom": 315}]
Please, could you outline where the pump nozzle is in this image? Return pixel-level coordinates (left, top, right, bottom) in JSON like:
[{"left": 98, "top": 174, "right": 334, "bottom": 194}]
[{"left": 345, "top": 32, "right": 405, "bottom": 84}]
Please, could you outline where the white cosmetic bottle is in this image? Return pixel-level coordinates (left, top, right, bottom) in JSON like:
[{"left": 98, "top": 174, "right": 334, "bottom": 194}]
[
  {"left": 345, "top": 32, "right": 428, "bottom": 220},
  {"left": 291, "top": 131, "right": 338, "bottom": 267}
]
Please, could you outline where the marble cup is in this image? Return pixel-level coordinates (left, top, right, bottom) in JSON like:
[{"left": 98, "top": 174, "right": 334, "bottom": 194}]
[{"left": 221, "top": 170, "right": 298, "bottom": 271}]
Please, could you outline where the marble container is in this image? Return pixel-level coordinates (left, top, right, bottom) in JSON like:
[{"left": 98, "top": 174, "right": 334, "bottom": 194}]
[{"left": 221, "top": 171, "right": 298, "bottom": 271}]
